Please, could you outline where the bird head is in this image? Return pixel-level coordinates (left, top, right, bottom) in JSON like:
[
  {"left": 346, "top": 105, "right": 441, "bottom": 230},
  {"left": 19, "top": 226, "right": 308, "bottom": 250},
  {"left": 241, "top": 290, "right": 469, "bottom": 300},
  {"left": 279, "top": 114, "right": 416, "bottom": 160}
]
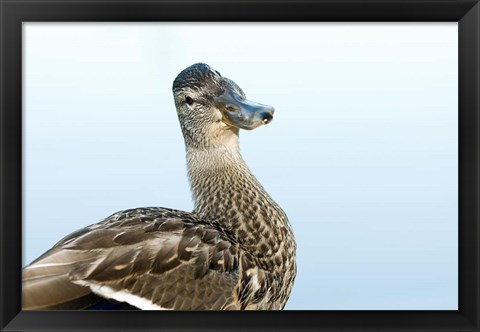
[{"left": 172, "top": 63, "right": 274, "bottom": 149}]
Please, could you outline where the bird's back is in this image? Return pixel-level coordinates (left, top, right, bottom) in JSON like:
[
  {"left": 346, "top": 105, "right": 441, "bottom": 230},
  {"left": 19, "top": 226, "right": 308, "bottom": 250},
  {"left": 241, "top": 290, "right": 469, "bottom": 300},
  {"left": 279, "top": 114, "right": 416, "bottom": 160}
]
[{"left": 23, "top": 207, "right": 242, "bottom": 310}]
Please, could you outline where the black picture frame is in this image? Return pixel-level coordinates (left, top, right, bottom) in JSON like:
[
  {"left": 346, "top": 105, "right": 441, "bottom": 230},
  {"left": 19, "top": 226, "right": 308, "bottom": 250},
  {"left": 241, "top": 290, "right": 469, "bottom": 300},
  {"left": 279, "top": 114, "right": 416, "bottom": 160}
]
[{"left": 1, "top": 0, "right": 479, "bottom": 331}]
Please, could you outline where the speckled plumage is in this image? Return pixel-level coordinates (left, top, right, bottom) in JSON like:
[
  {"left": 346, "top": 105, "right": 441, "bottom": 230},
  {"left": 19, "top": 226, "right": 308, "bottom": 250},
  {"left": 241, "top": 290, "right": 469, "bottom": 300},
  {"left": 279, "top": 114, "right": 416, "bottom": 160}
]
[{"left": 22, "top": 63, "right": 296, "bottom": 310}]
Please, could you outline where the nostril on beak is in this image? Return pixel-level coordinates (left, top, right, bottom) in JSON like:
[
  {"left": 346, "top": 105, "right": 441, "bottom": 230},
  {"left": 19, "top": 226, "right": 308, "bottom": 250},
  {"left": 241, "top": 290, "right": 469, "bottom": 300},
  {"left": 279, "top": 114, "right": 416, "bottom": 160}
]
[
  {"left": 261, "top": 112, "right": 273, "bottom": 124},
  {"left": 225, "top": 104, "right": 238, "bottom": 112}
]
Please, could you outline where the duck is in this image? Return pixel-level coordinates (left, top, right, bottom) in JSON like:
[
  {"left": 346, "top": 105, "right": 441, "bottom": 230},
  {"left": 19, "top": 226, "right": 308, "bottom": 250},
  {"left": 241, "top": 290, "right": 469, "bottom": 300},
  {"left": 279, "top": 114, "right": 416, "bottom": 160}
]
[{"left": 22, "top": 63, "right": 296, "bottom": 310}]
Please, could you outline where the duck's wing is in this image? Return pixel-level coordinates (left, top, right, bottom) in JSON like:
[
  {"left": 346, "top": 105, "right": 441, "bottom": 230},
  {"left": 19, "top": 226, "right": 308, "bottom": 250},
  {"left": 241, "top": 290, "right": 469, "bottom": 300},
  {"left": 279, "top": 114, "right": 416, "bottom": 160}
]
[{"left": 22, "top": 208, "right": 241, "bottom": 310}]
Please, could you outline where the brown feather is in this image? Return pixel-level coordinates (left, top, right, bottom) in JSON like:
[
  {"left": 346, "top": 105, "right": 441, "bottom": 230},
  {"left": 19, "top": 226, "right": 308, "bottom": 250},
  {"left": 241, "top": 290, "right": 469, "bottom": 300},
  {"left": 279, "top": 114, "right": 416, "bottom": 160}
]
[{"left": 23, "top": 208, "right": 243, "bottom": 310}]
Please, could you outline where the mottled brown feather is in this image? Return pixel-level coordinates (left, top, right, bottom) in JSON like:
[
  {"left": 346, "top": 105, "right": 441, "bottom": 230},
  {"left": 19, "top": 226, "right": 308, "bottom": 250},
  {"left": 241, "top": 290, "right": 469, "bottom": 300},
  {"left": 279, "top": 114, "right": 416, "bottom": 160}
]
[{"left": 23, "top": 208, "right": 244, "bottom": 310}]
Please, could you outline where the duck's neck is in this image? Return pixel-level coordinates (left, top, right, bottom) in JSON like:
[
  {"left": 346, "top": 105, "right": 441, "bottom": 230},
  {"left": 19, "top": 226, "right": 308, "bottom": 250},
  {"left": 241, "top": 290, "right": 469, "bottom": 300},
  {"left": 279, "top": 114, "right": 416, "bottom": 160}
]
[{"left": 186, "top": 140, "right": 294, "bottom": 259}]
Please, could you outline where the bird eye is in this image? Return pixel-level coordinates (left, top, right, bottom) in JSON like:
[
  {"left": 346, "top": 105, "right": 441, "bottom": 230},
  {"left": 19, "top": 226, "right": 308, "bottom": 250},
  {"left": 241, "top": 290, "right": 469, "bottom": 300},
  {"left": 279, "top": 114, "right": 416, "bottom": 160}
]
[{"left": 185, "top": 96, "right": 194, "bottom": 105}]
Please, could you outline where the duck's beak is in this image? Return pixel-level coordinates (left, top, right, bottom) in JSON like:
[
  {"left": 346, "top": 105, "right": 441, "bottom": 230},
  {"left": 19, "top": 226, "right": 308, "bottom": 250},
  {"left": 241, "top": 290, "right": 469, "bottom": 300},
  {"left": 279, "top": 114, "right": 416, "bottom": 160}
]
[{"left": 215, "top": 89, "right": 275, "bottom": 130}]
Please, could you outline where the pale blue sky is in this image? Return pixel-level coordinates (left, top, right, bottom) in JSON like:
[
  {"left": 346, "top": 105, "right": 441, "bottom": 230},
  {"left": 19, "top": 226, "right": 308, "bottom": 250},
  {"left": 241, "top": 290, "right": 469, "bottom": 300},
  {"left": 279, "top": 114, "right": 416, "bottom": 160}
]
[{"left": 23, "top": 23, "right": 458, "bottom": 310}]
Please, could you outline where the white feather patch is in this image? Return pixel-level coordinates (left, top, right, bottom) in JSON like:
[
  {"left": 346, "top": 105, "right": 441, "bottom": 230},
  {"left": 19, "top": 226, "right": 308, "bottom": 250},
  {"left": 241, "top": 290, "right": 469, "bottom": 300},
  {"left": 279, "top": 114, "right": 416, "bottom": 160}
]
[
  {"left": 251, "top": 273, "right": 261, "bottom": 292},
  {"left": 74, "top": 280, "right": 170, "bottom": 310},
  {"left": 246, "top": 267, "right": 261, "bottom": 292}
]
